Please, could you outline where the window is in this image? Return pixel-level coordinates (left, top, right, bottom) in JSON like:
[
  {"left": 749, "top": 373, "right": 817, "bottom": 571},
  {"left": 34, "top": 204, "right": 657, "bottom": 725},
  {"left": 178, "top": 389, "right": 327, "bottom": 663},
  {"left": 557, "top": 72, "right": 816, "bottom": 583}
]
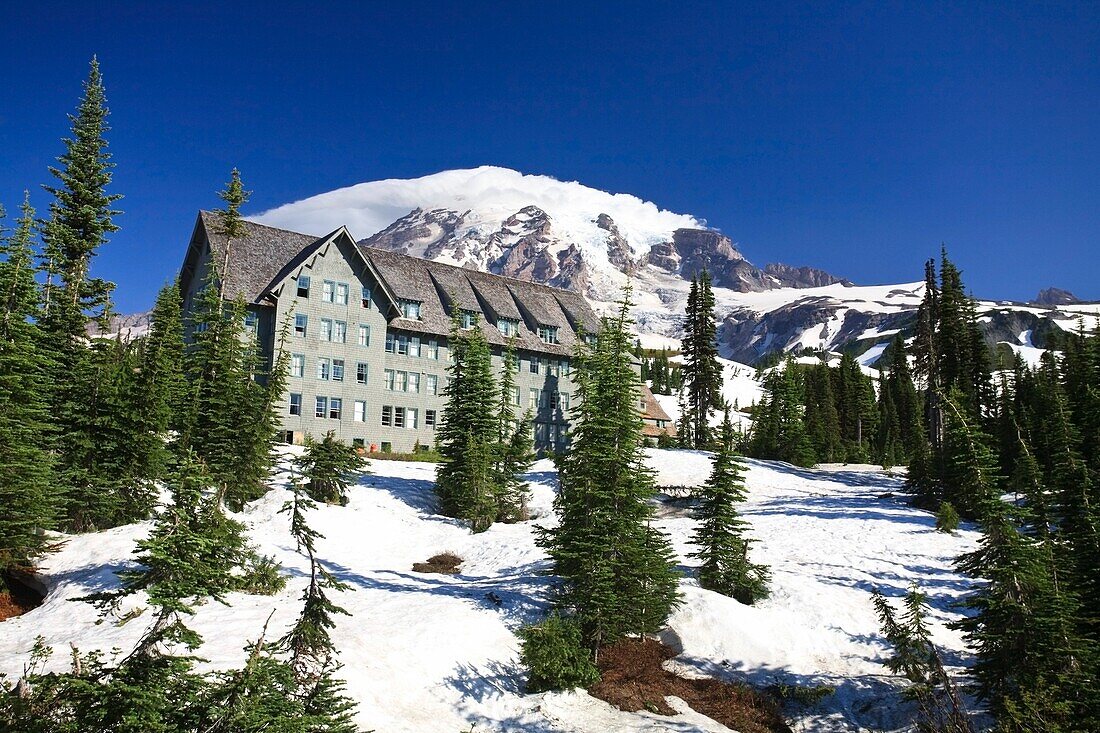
[
  {"left": 395, "top": 370, "right": 408, "bottom": 392},
  {"left": 408, "top": 373, "right": 420, "bottom": 393},
  {"left": 498, "top": 318, "right": 519, "bottom": 337},
  {"left": 385, "top": 331, "right": 395, "bottom": 353},
  {"left": 540, "top": 358, "right": 549, "bottom": 376},
  {"left": 459, "top": 310, "right": 478, "bottom": 329},
  {"left": 358, "top": 324, "right": 370, "bottom": 346},
  {"left": 353, "top": 438, "right": 365, "bottom": 448},
  {"left": 549, "top": 359, "right": 560, "bottom": 377},
  {"left": 539, "top": 390, "right": 549, "bottom": 409},
  {"left": 333, "top": 320, "right": 347, "bottom": 343},
  {"left": 393, "top": 406, "right": 406, "bottom": 429},
  {"left": 551, "top": 392, "right": 561, "bottom": 409},
  {"left": 356, "top": 362, "right": 368, "bottom": 385},
  {"left": 538, "top": 325, "right": 559, "bottom": 344},
  {"left": 529, "top": 355, "right": 539, "bottom": 374},
  {"left": 561, "top": 359, "right": 570, "bottom": 375},
  {"left": 294, "top": 313, "right": 307, "bottom": 337},
  {"left": 335, "top": 282, "right": 349, "bottom": 305},
  {"left": 380, "top": 441, "right": 392, "bottom": 453},
  {"left": 384, "top": 369, "right": 395, "bottom": 391},
  {"left": 409, "top": 336, "right": 421, "bottom": 358},
  {"left": 584, "top": 333, "right": 597, "bottom": 347},
  {"left": 529, "top": 388, "right": 539, "bottom": 409},
  {"left": 426, "top": 339, "right": 439, "bottom": 359},
  {"left": 512, "top": 386, "right": 521, "bottom": 406},
  {"left": 425, "top": 409, "right": 437, "bottom": 428},
  {"left": 560, "top": 392, "right": 571, "bottom": 410},
  {"left": 297, "top": 276, "right": 311, "bottom": 298},
  {"left": 399, "top": 299, "right": 422, "bottom": 320},
  {"left": 315, "top": 396, "right": 328, "bottom": 418},
  {"left": 426, "top": 374, "right": 438, "bottom": 395},
  {"left": 317, "top": 358, "right": 331, "bottom": 381},
  {"left": 289, "top": 393, "right": 302, "bottom": 416},
  {"left": 332, "top": 359, "right": 345, "bottom": 382},
  {"left": 397, "top": 334, "right": 409, "bottom": 356},
  {"left": 361, "top": 286, "right": 371, "bottom": 309},
  {"left": 322, "top": 280, "right": 335, "bottom": 303},
  {"left": 319, "top": 318, "right": 333, "bottom": 342},
  {"left": 354, "top": 400, "right": 366, "bottom": 422},
  {"left": 244, "top": 312, "right": 258, "bottom": 334},
  {"left": 329, "top": 398, "right": 342, "bottom": 420},
  {"left": 407, "top": 408, "right": 418, "bottom": 429},
  {"left": 291, "top": 353, "right": 305, "bottom": 378},
  {"left": 381, "top": 405, "right": 392, "bottom": 426}
]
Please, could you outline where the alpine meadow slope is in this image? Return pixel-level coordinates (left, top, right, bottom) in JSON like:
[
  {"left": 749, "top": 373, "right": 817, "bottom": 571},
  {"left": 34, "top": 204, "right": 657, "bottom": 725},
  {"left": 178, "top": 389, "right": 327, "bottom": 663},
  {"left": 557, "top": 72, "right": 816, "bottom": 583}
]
[{"left": 0, "top": 448, "right": 980, "bottom": 732}]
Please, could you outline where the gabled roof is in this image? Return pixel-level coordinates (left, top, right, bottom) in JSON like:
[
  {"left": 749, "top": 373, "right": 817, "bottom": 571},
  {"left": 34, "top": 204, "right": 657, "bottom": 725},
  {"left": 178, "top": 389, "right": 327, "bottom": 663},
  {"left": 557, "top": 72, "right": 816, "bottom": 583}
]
[
  {"left": 182, "top": 212, "right": 601, "bottom": 354},
  {"left": 181, "top": 211, "right": 319, "bottom": 303}
]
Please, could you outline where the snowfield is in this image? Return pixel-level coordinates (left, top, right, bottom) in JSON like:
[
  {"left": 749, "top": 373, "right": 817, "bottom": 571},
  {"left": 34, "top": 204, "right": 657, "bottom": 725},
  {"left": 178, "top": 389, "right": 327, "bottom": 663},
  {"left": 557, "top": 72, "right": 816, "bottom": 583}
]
[{"left": 1, "top": 450, "right": 980, "bottom": 732}]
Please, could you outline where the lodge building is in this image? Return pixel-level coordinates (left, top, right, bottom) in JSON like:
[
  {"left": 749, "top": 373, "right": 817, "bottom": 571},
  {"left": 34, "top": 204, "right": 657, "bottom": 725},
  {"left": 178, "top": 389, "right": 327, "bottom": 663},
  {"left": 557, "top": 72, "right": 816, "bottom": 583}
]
[{"left": 179, "top": 211, "right": 646, "bottom": 453}]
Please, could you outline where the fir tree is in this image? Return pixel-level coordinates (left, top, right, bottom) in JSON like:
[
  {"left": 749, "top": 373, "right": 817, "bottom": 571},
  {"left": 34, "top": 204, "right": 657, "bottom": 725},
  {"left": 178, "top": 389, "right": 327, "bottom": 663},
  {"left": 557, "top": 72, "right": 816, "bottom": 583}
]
[
  {"left": 141, "top": 281, "right": 187, "bottom": 436},
  {"left": 435, "top": 312, "right": 500, "bottom": 531},
  {"left": 0, "top": 196, "right": 56, "bottom": 581},
  {"left": 538, "top": 290, "right": 681, "bottom": 651},
  {"left": 689, "top": 410, "right": 769, "bottom": 604},
  {"left": 296, "top": 431, "right": 366, "bottom": 506},
  {"left": 681, "top": 270, "right": 723, "bottom": 448},
  {"left": 493, "top": 344, "right": 533, "bottom": 522}
]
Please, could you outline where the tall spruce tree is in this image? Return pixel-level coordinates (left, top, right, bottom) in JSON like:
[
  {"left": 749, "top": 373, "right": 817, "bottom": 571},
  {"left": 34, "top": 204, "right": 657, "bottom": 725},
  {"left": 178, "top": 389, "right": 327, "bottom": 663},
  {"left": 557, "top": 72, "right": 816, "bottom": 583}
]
[
  {"left": 689, "top": 409, "right": 769, "bottom": 603},
  {"left": 141, "top": 281, "right": 187, "bottom": 436},
  {"left": 296, "top": 431, "right": 367, "bottom": 506},
  {"left": 435, "top": 312, "right": 500, "bottom": 531},
  {"left": 493, "top": 343, "right": 533, "bottom": 523},
  {"left": 0, "top": 197, "right": 56, "bottom": 583},
  {"left": 38, "top": 58, "right": 127, "bottom": 531},
  {"left": 538, "top": 290, "right": 681, "bottom": 651},
  {"left": 681, "top": 269, "right": 723, "bottom": 448}
]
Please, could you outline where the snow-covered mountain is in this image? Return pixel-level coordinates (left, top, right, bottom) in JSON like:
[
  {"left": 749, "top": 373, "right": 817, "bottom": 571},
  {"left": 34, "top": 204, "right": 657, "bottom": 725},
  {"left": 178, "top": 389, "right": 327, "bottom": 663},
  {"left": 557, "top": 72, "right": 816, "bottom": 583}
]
[{"left": 253, "top": 167, "right": 1099, "bottom": 365}]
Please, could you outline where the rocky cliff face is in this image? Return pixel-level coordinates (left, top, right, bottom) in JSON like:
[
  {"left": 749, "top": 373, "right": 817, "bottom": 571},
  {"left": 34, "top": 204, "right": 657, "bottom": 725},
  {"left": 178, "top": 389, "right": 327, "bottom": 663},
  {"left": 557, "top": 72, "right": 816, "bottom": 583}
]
[
  {"left": 1032, "top": 287, "right": 1080, "bottom": 306},
  {"left": 764, "top": 262, "right": 852, "bottom": 289}
]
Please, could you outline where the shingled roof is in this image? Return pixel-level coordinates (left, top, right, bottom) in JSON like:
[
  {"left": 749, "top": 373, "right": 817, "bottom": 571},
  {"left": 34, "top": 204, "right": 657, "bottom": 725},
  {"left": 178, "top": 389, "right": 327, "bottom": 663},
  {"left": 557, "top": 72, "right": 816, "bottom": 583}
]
[
  {"left": 183, "top": 212, "right": 600, "bottom": 354},
  {"left": 180, "top": 211, "right": 320, "bottom": 303}
]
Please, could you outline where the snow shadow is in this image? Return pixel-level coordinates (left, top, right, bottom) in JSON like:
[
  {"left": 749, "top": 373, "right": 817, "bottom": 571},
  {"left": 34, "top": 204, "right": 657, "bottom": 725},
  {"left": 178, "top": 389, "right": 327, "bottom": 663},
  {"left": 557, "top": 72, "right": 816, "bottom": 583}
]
[
  {"left": 356, "top": 474, "right": 439, "bottom": 516},
  {"left": 674, "top": 654, "right": 920, "bottom": 732},
  {"left": 319, "top": 559, "right": 553, "bottom": 630},
  {"left": 749, "top": 492, "right": 934, "bottom": 528}
]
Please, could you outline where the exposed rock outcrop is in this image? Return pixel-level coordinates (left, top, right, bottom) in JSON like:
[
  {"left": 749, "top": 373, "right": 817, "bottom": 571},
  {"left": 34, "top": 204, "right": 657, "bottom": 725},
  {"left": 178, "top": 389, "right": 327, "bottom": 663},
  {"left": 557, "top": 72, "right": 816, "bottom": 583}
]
[
  {"left": 1032, "top": 287, "right": 1080, "bottom": 306},
  {"left": 764, "top": 262, "right": 852, "bottom": 289}
]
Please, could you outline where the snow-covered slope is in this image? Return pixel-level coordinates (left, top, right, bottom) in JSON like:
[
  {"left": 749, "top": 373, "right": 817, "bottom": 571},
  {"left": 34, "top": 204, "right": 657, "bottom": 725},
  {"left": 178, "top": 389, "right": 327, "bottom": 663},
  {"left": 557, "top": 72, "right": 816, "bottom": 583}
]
[{"left": 2, "top": 451, "right": 980, "bottom": 732}]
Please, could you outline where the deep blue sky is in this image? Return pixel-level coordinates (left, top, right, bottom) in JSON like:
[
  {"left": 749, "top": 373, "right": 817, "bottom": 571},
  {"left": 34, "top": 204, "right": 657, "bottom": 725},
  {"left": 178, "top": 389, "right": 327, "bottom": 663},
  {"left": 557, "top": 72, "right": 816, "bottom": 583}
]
[{"left": 2, "top": 1, "right": 1097, "bottom": 311}]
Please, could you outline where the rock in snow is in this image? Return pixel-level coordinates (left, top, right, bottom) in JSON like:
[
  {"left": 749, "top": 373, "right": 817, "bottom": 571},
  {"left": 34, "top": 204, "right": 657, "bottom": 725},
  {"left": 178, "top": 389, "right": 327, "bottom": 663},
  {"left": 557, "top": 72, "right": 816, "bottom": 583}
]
[{"left": 1, "top": 448, "right": 981, "bottom": 732}]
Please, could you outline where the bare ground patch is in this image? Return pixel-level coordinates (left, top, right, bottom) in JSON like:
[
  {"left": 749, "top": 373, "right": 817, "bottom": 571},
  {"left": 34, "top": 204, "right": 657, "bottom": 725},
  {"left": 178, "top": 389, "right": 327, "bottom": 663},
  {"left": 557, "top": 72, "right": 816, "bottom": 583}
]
[
  {"left": 588, "top": 637, "right": 792, "bottom": 733},
  {"left": 412, "top": 552, "right": 463, "bottom": 575}
]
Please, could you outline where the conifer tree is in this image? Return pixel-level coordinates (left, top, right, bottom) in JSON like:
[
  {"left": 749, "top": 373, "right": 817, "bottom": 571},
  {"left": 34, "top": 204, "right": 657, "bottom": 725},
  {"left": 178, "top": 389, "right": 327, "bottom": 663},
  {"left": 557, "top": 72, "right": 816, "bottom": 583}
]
[
  {"left": 296, "top": 431, "right": 366, "bottom": 506},
  {"left": 689, "top": 410, "right": 769, "bottom": 603},
  {"left": 538, "top": 290, "right": 681, "bottom": 651},
  {"left": 681, "top": 270, "right": 723, "bottom": 448},
  {"left": 141, "top": 281, "right": 187, "bottom": 436},
  {"left": 493, "top": 344, "right": 533, "bottom": 522},
  {"left": 748, "top": 361, "right": 816, "bottom": 467},
  {"left": 435, "top": 313, "right": 500, "bottom": 531},
  {"left": 38, "top": 58, "right": 127, "bottom": 531},
  {"left": 0, "top": 197, "right": 56, "bottom": 582},
  {"left": 803, "top": 363, "right": 842, "bottom": 463}
]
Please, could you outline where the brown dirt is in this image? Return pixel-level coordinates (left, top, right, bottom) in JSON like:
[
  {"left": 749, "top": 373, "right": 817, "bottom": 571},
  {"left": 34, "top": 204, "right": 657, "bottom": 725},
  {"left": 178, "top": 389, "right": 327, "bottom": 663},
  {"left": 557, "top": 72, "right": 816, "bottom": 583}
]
[
  {"left": 588, "top": 637, "right": 791, "bottom": 733},
  {"left": 0, "top": 574, "right": 43, "bottom": 622},
  {"left": 412, "top": 552, "right": 463, "bottom": 575}
]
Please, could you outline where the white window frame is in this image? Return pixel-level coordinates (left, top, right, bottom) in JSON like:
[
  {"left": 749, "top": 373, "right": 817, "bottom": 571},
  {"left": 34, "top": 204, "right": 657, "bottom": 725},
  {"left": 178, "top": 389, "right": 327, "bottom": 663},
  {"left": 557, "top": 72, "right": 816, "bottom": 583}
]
[
  {"left": 334, "top": 282, "right": 349, "bottom": 306},
  {"left": 291, "top": 353, "right": 305, "bottom": 378}
]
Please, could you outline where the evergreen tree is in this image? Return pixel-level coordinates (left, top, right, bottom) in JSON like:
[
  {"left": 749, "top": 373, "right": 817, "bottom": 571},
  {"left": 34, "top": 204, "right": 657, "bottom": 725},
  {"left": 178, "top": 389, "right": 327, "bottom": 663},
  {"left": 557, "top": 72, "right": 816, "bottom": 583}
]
[
  {"left": 493, "top": 344, "right": 533, "bottom": 522},
  {"left": 940, "top": 390, "right": 998, "bottom": 520},
  {"left": 803, "top": 363, "right": 842, "bottom": 463},
  {"left": 689, "top": 410, "right": 769, "bottom": 603},
  {"left": 877, "top": 336, "right": 923, "bottom": 467},
  {"left": 435, "top": 313, "right": 500, "bottom": 531},
  {"left": 538, "top": 290, "right": 681, "bottom": 651},
  {"left": 680, "top": 270, "right": 723, "bottom": 448},
  {"left": 748, "top": 361, "right": 816, "bottom": 467},
  {"left": 141, "top": 281, "right": 187, "bottom": 436},
  {"left": 872, "top": 588, "right": 974, "bottom": 733},
  {"left": 38, "top": 58, "right": 128, "bottom": 531},
  {"left": 0, "top": 197, "right": 56, "bottom": 582},
  {"left": 296, "top": 431, "right": 366, "bottom": 506}
]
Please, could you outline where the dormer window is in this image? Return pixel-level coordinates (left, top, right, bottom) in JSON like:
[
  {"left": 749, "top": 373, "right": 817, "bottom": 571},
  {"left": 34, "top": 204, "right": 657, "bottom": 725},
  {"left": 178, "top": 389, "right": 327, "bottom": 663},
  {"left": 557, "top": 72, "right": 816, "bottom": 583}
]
[
  {"left": 498, "top": 318, "right": 519, "bottom": 337},
  {"left": 399, "top": 299, "right": 422, "bottom": 320},
  {"left": 296, "top": 276, "right": 310, "bottom": 298},
  {"left": 361, "top": 285, "right": 372, "bottom": 309},
  {"left": 538, "top": 325, "right": 559, "bottom": 344},
  {"left": 584, "top": 333, "right": 597, "bottom": 347},
  {"left": 460, "top": 310, "right": 478, "bottom": 330}
]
